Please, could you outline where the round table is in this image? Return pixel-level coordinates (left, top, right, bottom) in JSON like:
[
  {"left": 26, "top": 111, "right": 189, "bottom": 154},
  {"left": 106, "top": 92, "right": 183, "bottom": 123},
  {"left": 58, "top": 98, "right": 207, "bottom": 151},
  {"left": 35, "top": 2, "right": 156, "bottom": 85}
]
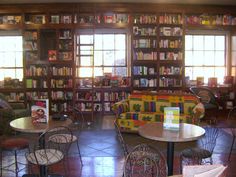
[
  {"left": 10, "top": 116, "right": 72, "bottom": 133},
  {"left": 138, "top": 122, "right": 205, "bottom": 176}
]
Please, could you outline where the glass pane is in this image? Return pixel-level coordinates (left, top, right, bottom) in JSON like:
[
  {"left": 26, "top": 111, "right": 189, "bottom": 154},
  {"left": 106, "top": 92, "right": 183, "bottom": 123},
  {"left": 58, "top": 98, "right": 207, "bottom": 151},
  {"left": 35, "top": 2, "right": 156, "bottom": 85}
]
[
  {"left": 94, "top": 67, "right": 103, "bottom": 77},
  {"left": 115, "top": 51, "right": 125, "bottom": 66},
  {"left": 232, "top": 51, "right": 236, "bottom": 66},
  {"left": 204, "top": 36, "right": 214, "bottom": 50},
  {"left": 193, "top": 67, "right": 204, "bottom": 80},
  {"left": 15, "top": 69, "right": 23, "bottom": 81},
  {"left": 185, "top": 35, "right": 192, "bottom": 50},
  {"left": 185, "top": 51, "right": 193, "bottom": 66},
  {"left": 80, "top": 35, "right": 93, "bottom": 44},
  {"left": 104, "top": 51, "right": 114, "bottom": 66},
  {"left": 4, "top": 52, "right": 15, "bottom": 67},
  {"left": 95, "top": 34, "right": 103, "bottom": 50},
  {"left": 204, "top": 51, "right": 214, "bottom": 66},
  {"left": 80, "top": 56, "right": 93, "bottom": 66},
  {"left": 115, "top": 34, "right": 125, "bottom": 50},
  {"left": 204, "top": 67, "right": 214, "bottom": 83},
  {"left": 79, "top": 67, "right": 92, "bottom": 77},
  {"left": 215, "top": 51, "right": 225, "bottom": 66},
  {"left": 104, "top": 67, "right": 113, "bottom": 75},
  {"left": 80, "top": 50, "right": 93, "bottom": 55},
  {"left": 215, "top": 67, "right": 225, "bottom": 84},
  {"left": 193, "top": 51, "right": 204, "bottom": 66},
  {"left": 94, "top": 51, "right": 103, "bottom": 66},
  {"left": 193, "top": 36, "right": 203, "bottom": 50},
  {"left": 80, "top": 45, "right": 93, "bottom": 51},
  {"left": 185, "top": 67, "right": 193, "bottom": 80},
  {"left": 115, "top": 67, "right": 127, "bottom": 76},
  {"left": 215, "top": 36, "right": 225, "bottom": 50},
  {"left": 231, "top": 67, "right": 236, "bottom": 77},
  {"left": 232, "top": 36, "right": 236, "bottom": 49},
  {"left": 16, "top": 52, "right": 23, "bottom": 67},
  {"left": 103, "top": 34, "right": 114, "bottom": 50}
]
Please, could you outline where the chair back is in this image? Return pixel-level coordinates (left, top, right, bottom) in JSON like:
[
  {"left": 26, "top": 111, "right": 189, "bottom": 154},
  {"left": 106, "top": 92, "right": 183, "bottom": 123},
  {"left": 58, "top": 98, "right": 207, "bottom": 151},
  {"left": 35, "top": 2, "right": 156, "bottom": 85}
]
[
  {"left": 114, "top": 120, "right": 129, "bottom": 157},
  {"left": 190, "top": 86, "right": 219, "bottom": 106},
  {"left": 227, "top": 106, "right": 236, "bottom": 120},
  {"left": 124, "top": 143, "right": 167, "bottom": 177},
  {"left": 199, "top": 127, "right": 219, "bottom": 154}
]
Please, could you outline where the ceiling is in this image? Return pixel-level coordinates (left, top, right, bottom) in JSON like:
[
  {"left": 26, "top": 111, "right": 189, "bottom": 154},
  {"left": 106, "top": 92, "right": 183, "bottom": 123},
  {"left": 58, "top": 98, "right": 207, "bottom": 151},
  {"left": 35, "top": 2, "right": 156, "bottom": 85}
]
[{"left": 1, "top": 0, "right": 236, "bottom": 5}]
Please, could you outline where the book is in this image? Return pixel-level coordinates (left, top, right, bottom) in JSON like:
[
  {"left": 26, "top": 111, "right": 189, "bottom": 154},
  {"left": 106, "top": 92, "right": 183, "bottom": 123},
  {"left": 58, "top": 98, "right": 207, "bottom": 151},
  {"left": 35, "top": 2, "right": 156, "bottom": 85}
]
[
  {"left": 31, "top": 99, "right": 49, "bottom": 123},
  {"left": 164, "top": 107, "right": 180, "bottom": 130},
  {"left": 48, "top": 50, "right": 57, "bottom": 61}
]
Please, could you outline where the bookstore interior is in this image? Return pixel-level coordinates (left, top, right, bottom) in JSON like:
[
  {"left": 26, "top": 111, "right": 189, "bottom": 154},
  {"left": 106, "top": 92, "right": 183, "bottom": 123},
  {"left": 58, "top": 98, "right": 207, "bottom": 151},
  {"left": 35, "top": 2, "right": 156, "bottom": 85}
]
[{"left": 0, "top": 3, "right": 236, "bottom": 120}]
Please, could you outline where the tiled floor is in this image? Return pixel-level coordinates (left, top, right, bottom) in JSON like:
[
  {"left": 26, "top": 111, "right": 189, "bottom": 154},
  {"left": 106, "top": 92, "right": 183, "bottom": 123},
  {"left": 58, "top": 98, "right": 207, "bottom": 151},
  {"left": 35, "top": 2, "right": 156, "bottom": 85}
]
[{"left": 1, "top": 114, "right": 236, "bottom": 177}]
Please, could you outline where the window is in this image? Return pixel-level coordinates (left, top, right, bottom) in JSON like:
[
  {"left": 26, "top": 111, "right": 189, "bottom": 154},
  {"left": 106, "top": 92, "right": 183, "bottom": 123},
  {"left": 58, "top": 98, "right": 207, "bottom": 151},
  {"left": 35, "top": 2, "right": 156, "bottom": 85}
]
[
  {"left": 185, "top": 34, "right": 226, "bottom": 84},
  {"left": 0, "top": 36, "right": 23, "bottom": 82},
  {"left": 77, "top": 32, "right": 127, "bottom": 77}
]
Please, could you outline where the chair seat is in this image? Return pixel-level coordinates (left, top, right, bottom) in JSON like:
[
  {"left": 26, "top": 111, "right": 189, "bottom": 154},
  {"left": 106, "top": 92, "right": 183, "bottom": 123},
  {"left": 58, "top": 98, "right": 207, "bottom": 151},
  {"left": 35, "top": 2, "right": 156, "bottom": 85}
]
[
  {"left": 26, "top": 149, "right": 64, "bottom": 166},
  {"left": 181, "top": 148, "right": 211, "bottom": 159},
  {"left": 49, "top": 133, "right": 77, "bottom": 144},
  {"left": 0, "top": 137, "right": 29, "bottom": 150}
]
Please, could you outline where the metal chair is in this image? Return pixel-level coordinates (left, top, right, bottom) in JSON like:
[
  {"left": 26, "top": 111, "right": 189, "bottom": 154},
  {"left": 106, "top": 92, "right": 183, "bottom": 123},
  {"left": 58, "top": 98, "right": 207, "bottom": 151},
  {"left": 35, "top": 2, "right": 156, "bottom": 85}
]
[
  {"left": 180, "top": 127, "right": 219, "bottom": 173},
  {"left": 25, "top": 126, "right": 73, "bottom": 177},
  {"left": 114, "top": 120, "right": 129, "bottom": 157},
  {"left": 190, "top": 86, "right": 221, "bottom": 124},
  {"left": 0, "top": 136, "right": 29, "bottom": 177},
  {"left": 123, "top": 143, "right": 168, "bottom": 177},
  {"left": 227, "top": 106, "right": 236, "bottom": 161}
]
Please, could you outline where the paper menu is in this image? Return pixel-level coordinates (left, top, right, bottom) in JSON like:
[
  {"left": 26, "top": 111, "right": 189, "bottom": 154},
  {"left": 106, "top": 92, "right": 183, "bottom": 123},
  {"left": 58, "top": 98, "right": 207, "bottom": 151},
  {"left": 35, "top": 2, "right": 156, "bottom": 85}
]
[{"left": 163, "top": 107, "right": 180, "bottom": 130}]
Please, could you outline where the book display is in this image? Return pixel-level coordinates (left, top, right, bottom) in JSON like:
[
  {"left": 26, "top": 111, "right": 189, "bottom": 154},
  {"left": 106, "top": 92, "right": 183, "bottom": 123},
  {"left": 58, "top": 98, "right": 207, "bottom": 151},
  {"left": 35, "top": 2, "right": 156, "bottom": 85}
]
[
  {"left": 31, "top": 99, "right": 49, "bottom": 123},
  {"left": 0, "top": 3, "right": 236, "bottom": 118},
  {"left": 164, "top": 107, "right": 180, "bottom": 130}
]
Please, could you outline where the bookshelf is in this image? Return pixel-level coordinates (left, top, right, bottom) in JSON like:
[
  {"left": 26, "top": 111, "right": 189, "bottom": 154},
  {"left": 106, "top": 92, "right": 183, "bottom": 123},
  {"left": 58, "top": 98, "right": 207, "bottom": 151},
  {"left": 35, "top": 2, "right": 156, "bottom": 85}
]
[
  {"left": 158, "top": 13, "right": 184, "bottom": 90},
  {"left": 131, "top": 14, "right": 158, "bottom": 90}
]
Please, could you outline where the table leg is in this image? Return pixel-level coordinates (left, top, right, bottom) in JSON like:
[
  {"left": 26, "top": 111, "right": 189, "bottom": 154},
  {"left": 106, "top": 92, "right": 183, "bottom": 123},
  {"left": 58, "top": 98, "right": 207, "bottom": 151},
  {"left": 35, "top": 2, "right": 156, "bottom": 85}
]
[{"left": 167, "top": 142, "right": 174, "bottom": 176}]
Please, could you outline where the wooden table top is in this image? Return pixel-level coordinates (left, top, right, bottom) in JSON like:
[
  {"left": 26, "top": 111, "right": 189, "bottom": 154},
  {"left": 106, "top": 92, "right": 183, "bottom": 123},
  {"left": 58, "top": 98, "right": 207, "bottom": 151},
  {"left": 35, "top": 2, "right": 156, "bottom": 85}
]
[
  {"left": 10, "top": 117, "right": 73, "bottom": 134},
  {"left": 139, "top": 122, "right": 205, "bottom": 143}
]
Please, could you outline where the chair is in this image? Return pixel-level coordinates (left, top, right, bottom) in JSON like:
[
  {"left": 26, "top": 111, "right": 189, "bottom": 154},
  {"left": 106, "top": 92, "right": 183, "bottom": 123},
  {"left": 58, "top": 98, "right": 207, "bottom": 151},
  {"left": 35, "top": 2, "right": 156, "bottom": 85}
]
[
  {"left": 114, "top": 120, "right": 129, "bottom": 157},
  {"left": 0, "top": 136, "right": 29, "bottom": 177},
  {"left": 123, "top": 143, "right": 168, "bottom": 177},
  {"left": 180, "top": 127, "right": 219, "bottom": 173},
  {"left": 49, "top": 113, "right": 83, "bottom": 166},
  {"left": 227, "top": 106, "right": 236, "bottom": 161},
  {"left": 190, "top": 86, "right": 221, "bottom": 124},
  {"left": 25, "top": 126, "right": 73, "bottom": 176}
]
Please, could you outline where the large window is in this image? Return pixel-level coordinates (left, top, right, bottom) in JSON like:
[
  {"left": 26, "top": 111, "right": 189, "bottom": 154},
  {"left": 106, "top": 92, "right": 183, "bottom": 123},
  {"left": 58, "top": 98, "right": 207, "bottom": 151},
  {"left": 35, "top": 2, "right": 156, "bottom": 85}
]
[
  {"left": 77, "top": 32, "right": 127, "bottom": 77},
  {"left": 185, "top": 34, "right": 226, "bottom": 83},
  {"left": 0, "top": 36, "right": 23, "bottom": 82}
]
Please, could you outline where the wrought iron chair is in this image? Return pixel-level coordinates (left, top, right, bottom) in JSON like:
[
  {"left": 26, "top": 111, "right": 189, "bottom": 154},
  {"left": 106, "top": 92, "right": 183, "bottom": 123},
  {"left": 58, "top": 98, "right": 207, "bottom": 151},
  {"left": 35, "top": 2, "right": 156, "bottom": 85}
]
[
  {"left": 49, "top": 113, "right": 83, "bottom": 166},
  {"left": 180, "top": 127, "right": 219, "bottom": 173},
  {"left": 114, "top": 120, "right": 129, "bottom": 157},
  {"left": 123, "top": 143, "right": 168, "bottom": 177},
  {"left": 25, "top": 126, "right": 73, "bottom": 176},
  {"left": 227, "top": 106, "right": 236, "bottom": 161},
  {"left": 190, "top": 86, "right": 221, "bottom": 124}
]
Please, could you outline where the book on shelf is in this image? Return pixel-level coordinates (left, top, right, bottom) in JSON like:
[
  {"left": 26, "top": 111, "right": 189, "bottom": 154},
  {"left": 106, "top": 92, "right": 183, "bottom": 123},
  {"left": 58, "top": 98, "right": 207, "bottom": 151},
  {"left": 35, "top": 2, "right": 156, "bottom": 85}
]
[
  {"left": 31, "top": 99, "right": 49, "bottom": 123},
  {"left": 48, "top": 50, "right": 57, "bottom": 61},
  {"left": 163, "top": 107, "right": 180, "bottom": 130}
]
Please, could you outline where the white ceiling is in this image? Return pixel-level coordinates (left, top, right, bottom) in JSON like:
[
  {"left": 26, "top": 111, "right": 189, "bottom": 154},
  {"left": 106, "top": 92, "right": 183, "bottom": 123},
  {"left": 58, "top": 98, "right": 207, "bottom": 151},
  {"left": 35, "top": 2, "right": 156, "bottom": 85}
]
[{"left": 1, "top": 0, "right": 236, "bottom": 5}]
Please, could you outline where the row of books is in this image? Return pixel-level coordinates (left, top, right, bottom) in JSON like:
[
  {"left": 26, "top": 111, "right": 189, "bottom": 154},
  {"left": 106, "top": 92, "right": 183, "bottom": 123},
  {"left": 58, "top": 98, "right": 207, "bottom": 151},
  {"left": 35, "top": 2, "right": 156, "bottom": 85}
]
[
  {"left": 186, "top": 14, "right": 236, "bottom": 26},
  {"left": 134, "top": 51, "right": 157, "bottom": 60},
  {"left": 48, "top": 50, "right": 73, "bottom": 61},
  {"left": 159, "top": 39, "right": 182, "bottom": 49},
  {"left": 26, "top": 91, "right": 48, "bottom": 100},
  {"left": 160, "top": 52, "right": 183, "bottom": 60},
  {"left": 133, "top": 15, "right": 157, "bottom": 24},
  {"left": 159, "top": 78, "right": 182, "bottom": 87},
  {"left": 0, "top": 15, "right": 21, "bottom": 24},
  {"left": 24, "top": 31, "right": 38, "bottom": 41},
  {"left": 160, "top": 27, "right": 183, "bottom": 36},
  {"left": 24, "top": 41, "right": 38, "bottom": 51},
  {"left": 50, "top": 79, "right": 73, "bottom": 88},
  {"left": 51, "top": 102, "right": 73, "bottom": 112},
  {"left": 133, "top": 26, "right": 157, "bottom": 36},
  {"left": 133, "top": 66, "right": 156, "bottom": 75},
  {"left": 133, "top": 39, "right": 157, "bottom": 48},
  {"left": 25, "top": 66, "right": 47, "bottom": 76},
  {"left": 26, "top": 79, "right": 47, "bottom": 88},
  {"left": 159, "top": 66, "right": 182, "bottom": 75},
  {"left": 133, "top": 78, "right": 157, "bottom": 87},
  {"left": 51, "top": 67, "right": 72, "bottom": 76},
  {"left": 51, "top": 91, "right": 73, "bottom": 100},
  {"left": 104, "top": 91, "right": 129, "bottom": 102}
]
